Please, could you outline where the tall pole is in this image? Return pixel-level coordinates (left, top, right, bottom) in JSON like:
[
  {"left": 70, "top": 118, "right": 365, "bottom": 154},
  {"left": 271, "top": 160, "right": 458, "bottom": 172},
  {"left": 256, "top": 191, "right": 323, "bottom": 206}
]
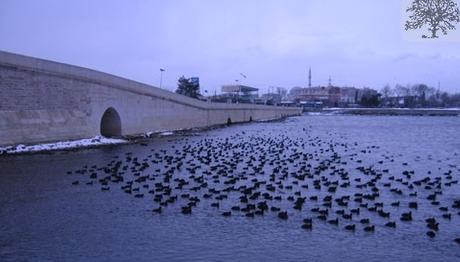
[
  {"left": 235, "top": 79, "right": 239, "bottom": 103},
  {"left": 308, "top": 67, "right": 312, "bottom": 88},
  {"left": 159, "top": 68, "right": 165, "bottom": 89}
]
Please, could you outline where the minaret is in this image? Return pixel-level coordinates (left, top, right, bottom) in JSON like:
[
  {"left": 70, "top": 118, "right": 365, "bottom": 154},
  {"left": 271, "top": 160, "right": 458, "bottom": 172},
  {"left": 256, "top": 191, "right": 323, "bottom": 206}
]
[
  {"left": 328, "top": 75, "right": 332, "bottom": 87},
  {"left": 308, "top": 67, "right": 312, "bottom": 88}
]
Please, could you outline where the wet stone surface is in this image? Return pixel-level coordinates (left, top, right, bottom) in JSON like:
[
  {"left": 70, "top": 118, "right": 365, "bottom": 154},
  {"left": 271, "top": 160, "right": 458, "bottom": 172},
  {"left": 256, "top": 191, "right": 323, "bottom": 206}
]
[{"left": 1, "top": 115, "right": 460, "bottom": 261}]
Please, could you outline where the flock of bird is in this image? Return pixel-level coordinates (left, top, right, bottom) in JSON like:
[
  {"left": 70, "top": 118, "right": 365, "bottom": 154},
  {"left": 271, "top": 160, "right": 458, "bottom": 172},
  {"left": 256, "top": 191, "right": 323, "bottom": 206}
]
[{"left": 68, "top": 124, "right": 460, "bottom": 244}]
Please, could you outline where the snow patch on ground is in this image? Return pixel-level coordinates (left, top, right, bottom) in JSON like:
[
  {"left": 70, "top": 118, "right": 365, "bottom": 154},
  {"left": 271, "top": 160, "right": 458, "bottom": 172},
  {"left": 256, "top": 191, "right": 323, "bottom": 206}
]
[
  {"left": 143, "top": 130, "right": 176, "bottom": 137},
  {"left": 0, "top": 136, "right": 127, "bottom": 155},
  {"left": 256, "top": 117, "right": 284, "bottom": 122},
  {"left": 306, "top": 111, "right": 339, "bottom": 116}
]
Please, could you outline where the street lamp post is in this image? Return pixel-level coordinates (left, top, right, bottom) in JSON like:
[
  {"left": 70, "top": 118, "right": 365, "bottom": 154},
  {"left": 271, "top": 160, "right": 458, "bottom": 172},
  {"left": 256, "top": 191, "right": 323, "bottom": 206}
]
[
  {"left": 159, "top": 68, "right": 165, "bottom": 89},
  {"left": 235, "top": 79, "right": 240, "bottom": 103}
]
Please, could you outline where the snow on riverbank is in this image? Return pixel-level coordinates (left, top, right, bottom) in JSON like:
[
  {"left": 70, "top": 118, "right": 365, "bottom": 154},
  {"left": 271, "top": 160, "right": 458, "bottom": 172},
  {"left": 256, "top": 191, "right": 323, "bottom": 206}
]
[
  {"left": 311, "top": 107, "right": 460, "bottom": 116},
  {"left": 306, "top": 111, "right": 340, "bottom": 116},
  {"left": 325, "top": 107, "right": 460, "bottom": 111},
  {"left": 0, "top": 136, "right": 127, "bottom": 155}
]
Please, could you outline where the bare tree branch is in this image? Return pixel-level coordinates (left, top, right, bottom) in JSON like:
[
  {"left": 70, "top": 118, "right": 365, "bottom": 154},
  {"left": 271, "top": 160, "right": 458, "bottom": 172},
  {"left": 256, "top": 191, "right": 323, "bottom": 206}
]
[{"left": 405, "top": 0, "right": 460, "bottom": 38}]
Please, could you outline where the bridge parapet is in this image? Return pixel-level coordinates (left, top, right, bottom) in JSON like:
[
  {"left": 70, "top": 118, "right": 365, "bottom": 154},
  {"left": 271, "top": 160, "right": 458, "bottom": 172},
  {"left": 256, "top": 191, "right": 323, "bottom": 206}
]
[{"left": 0, "top": 50, "right": 301, "bottom": 146}]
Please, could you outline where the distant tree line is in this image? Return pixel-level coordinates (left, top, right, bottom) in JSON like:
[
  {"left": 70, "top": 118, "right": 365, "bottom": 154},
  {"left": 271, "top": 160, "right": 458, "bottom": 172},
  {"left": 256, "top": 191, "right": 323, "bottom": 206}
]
[
  {"left": 379, "top": 84, "right": 460, "bottom": 108},
  {"left": 360, "top": 93, "right": 380, "bottom": 107}
]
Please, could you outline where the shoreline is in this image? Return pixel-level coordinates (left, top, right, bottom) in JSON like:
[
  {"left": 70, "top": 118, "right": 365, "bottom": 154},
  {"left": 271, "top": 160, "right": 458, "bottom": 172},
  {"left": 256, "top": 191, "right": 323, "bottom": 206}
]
[
  {"left": 0, "top": 117, "right": 289, "bottom": 157},
  {"left": 307, "top": 108, "right": 460, "bottom": 116}
]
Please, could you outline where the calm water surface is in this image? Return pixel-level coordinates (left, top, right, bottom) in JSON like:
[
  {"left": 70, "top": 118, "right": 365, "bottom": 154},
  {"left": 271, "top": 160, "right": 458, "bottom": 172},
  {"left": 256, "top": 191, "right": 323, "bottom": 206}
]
[{"left": 1, "top": 115, "right": 459, "bottom": 262}]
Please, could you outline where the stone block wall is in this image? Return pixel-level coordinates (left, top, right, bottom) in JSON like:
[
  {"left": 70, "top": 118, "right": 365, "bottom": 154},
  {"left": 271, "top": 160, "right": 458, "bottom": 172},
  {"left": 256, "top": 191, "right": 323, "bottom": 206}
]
[{"left": 0, "top": 51, "right": 301, "bottom": 146}]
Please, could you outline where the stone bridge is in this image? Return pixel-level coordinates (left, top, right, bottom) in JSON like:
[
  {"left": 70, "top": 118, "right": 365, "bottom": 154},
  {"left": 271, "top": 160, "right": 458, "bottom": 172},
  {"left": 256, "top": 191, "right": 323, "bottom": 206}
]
[{"left": 0, "top": 51, "right": 301, "bottom": 146}]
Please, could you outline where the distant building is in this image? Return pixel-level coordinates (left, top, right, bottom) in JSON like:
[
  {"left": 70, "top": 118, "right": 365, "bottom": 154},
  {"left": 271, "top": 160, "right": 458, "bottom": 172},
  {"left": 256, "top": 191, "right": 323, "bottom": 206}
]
[
  {"left": 339, "top": 87, "right": 359, "bottom": 105},
  {"left": 289, "top": 86, "right": 341, "bottom": 107},
  {"left": 261, "top": 93, "right": 282, "bottom": 105},
  {"left": 221, "top": 84, "right": 259, "bottom": 103},
  {"left": 288, "top": 85, "right": 382, "bottom": 108}
]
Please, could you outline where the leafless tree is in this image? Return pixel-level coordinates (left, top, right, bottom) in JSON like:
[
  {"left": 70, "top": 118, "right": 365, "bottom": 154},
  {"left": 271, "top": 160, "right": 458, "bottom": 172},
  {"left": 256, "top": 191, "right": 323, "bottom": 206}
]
[
  {"left": 276, "top": 87, "right": 288, "bottom": 98},
  {"left": 394, "top": 84, "right": 411, "bottom": 97},
  {"left": 381, "top": 85, "right": 394, "bottom": 98},
  {"left": 405, "top": 0, "right": 460, "bottom": 38},
  {"left": 411, "top": 83, "right": 429, "bottom": 97}
]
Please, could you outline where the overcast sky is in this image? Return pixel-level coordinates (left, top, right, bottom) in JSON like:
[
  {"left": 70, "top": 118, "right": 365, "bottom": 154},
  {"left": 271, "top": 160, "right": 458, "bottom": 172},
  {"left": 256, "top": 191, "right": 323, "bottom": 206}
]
[{"left": 1, "top": 0, "right": 459, "bottom": 93}]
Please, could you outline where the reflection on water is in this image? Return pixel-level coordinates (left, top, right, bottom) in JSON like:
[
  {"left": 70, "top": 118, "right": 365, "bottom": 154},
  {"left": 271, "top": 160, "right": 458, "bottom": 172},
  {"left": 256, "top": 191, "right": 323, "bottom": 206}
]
[{"left": 0, "top": 115, "right": 459, "bottom": 262}]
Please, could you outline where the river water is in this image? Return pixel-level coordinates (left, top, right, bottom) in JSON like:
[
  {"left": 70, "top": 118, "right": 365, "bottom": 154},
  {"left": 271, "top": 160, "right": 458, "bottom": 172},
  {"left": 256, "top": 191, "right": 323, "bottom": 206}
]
[{"left": 1, "top": 115, "right": 459, "bottom": 262}]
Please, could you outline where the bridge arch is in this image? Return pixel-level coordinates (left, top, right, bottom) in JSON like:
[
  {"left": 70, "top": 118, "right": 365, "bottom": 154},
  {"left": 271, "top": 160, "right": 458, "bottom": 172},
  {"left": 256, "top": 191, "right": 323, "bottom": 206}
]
[{"left": 100, "top": 107, "right": 122, "bottom": 137}]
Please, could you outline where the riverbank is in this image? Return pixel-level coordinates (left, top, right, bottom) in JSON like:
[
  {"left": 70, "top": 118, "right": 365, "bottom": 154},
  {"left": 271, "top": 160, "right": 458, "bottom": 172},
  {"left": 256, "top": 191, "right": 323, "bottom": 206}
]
[
  {"left": 0, "top": 117, "right": 289, "bottom": 156},
  {"left": 314, "top": 108, "right": 460, "bottom": 116}
]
